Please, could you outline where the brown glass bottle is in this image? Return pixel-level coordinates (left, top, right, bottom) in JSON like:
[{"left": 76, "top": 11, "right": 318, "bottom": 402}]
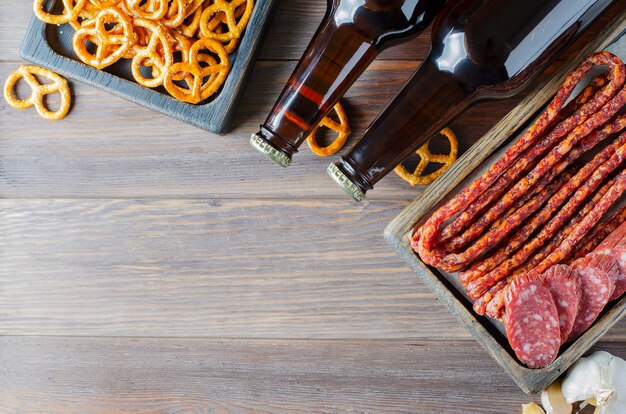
[
  {"left": 250, "top": 0, "right": 446, "bottom": 167},
  {"left": 330, "top": 0, "right": 616, "bottom": 201}
]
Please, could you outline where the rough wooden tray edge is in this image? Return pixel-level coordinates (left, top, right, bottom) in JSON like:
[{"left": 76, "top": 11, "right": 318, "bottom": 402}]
[
  {"left": 19, "top": 0, "right": 280, "bottom": 134},
  {"left": 384, "top": 12, "right": 626, "bottom": 394}
]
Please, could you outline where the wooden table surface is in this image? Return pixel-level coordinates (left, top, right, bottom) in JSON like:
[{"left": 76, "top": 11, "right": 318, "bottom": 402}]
[{"left": 2, "top": 1, "right": 626, "bottom": 412}]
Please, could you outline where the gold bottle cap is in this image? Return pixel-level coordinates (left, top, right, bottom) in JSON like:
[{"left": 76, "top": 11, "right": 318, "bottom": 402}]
[
  {"left": 250, "top": 133, "right": 292, "bottom": 167},
  {"left": 327, "top": 163, "right": 365, "bottom": 202}
]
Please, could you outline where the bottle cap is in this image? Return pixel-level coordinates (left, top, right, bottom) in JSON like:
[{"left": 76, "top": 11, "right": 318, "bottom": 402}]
[
  {"left": 250, "top": 132, "right": 292, "bottom": 167},
  {"left": 327, "top": 163, "right": 366, "bottom": 202}
]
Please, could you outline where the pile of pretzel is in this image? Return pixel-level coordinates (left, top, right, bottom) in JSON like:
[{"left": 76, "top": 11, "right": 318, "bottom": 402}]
[
  {"left": 33, "top": 0, "right": 254, "bottom": 104},
  {"left": 412, "top": 51, "right": 626, "bottom": 319}
]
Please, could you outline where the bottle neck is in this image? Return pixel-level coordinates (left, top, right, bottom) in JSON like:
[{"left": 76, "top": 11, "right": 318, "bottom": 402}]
[
  {"left": 256, "top": 19, "right": 378, "bottom": 161},
  {"left": 332, "top": 58, "right": 473, "bottom": 196}
]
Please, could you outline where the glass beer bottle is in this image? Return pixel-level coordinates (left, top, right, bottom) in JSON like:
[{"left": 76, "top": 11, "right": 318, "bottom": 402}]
[
  {"left": 250, "top": 0, "right": 446, "bottom": 167},
  {"left": 329, "top": 0, "right": 616, "bottom": 201}
]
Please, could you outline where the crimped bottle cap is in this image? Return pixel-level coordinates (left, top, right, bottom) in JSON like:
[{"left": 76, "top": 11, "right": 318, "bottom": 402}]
[
  {"left": 250, "top": 132, "right": 292, "bottom": 167},
  {"left": 327, "top": 163, "right": 365, "bottom": 202}
]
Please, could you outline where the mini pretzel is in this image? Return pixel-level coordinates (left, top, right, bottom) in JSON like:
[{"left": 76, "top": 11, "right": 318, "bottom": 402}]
[
  {"left": 394, "top": 127, "right": 459, "bottom": 186},
  {"left": 124, "top": 0, "right": 167, "bottom": 20},
  {"left": 73, "top": 7, "right": 134, "bottom": 69},
  {"left": 88, "top": 0, "right": 122, "bottom": 9},
  {"left": 189, "top": 38, "right": 230, "bottom": 96},
  {"left": 178, "top": 3, "right": 203, "bottom": 38},
  {"left": 163, "top": 62, "right": 203, "bottom": 103},
  {"left": 199, "top": 0, "right": 254, "bottom": 41},
  {"left": 161, "top": 0, "right": 186, "bottom": 28},
  {"left": 164, "top": 38, "right": 230, "bottom": 104},
  {"left": 306, "top": 102, "right": 351, "bottom": 157},
  {"left": 33, "top": 0, "right": 87, "bottom": 26},
  {"left": 131, "top": 18, "right": 173, "bottom": 88},
  {"left": 3, "top": 65, "right": 71, "bottom": 121}
]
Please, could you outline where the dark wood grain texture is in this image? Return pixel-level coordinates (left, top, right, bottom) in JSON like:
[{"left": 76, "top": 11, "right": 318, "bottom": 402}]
[
  {"left": 0, "top": 60, "right": 525, "bottom": 200},
  {"left": 385, "top": 12, "right": 626, "bottom": 395},
  {"left": 0, "top": 336, "right": 575, "bottom": 414}
]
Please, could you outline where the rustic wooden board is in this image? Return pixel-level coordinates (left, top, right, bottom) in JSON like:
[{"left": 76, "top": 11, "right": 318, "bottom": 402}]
[
  {"left": 20, "top": 0, "right": 280, "bottom": 134},
  {"left": 385, "top": 13, "right": 626, "bottom": 394},
  {"left": 0, "top": 59, "right": 526, "bottom": 200},
  {"left": 0, "top": 336, "right": 553, "bottom": 413}
]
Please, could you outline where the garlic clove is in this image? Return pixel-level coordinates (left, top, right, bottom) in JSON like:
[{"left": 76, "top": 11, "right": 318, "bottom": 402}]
[
  {"left": 562, "top": 351, "right": 614, "bottom": 404},
  {"left": 523, "top": 402, "right": 546, "bottom": 414},
  {"left": 596, "top": 355, "right": 626, "bottom": 414},
  {"left": 561, "top": 351, "right": 626, "bottom": 414},
  {"left": 541, "top": 380, "right": 572, "bottom": 414}
]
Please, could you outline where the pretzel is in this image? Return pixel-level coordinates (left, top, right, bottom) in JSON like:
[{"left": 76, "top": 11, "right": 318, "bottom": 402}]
[
  {"left": 190, "top": 37, "right": 230, "bottom": 97},
  {"left": 73, "top": 7, "right": 134, "bottom": 69},
  {"left": 199, "top": 0, "right": 254, "bottom": 41},
  {"left": 33, "top": 0, "right": 87, "bottom": 27},
  {"left": 394, "top": 128, "right": 459, "bottom": 186},
  {"left": 178, "top": 3, "right": 203, "bottom": 38},
  {"left": 163, "top": 37, "right": 230, "bottom": 103},
  {"left": 163, "top": 62, "right": 203, "bottom": 103},
  {"left": 130, "top": 18, "right": 173, "bottom": 88},
  {"left": 87, "top": 0, "right": 122, "bottom": 10},
  {"left": 306, "top": 102, "right": 351, "bottom": 157},
  {"left": 161, "top": 0, "right": 186, "bottom": 28},
  {"left": 124, "top": 0, "right": 168, "bottom": 21},
  {"left": 3, "top": 65, "right": 71, "bottom": 121}
]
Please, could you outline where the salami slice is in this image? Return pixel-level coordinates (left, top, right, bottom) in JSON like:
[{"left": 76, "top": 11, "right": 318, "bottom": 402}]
[
  {"left": 540, "top": 265, "right": 582, "bottom": 344},
  {"left": 577, "top": 252, "right": 620, "bottom": 290},
  {"left": 568, "top": 254, "right": 617, "bottom": 341},
  {"left": 596, "top": 220, "right": 626, "bottom": 251},
  {"left": 597, "top": 246, "right": 626, "bottom": 301},
  {"left": 504, "top": 275, "right": 561, "bottom": 368}
]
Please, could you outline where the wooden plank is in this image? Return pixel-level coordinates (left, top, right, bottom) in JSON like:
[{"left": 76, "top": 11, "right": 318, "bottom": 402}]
[
  {"left": 1, "top": 336, "right": 593, "bottom": 413},
  {"left": 3, "top": 336, "right": 624, "bottom": 412},
  {"left": 1, "top": 198, "right": 626, "bottom": 340},
  {"left": 0, "top": 60, "right": 524, "bottom": 200}
]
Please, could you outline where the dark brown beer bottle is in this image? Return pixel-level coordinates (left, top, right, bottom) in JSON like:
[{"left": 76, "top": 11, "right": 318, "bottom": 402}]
[
  {"left": 329, "top": 0, "right": 616, "bottom": 201},
  {"left": 250, "top": 0, "right": 446, "bottom": 167}
]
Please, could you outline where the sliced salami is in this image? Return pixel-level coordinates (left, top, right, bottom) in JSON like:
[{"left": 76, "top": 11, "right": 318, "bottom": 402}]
[
  {"left": 596, "top": 220, "right": 626, "bottom": 251},
  {"left": 504, "top": 275, "right": 561, "bottom": 368},
  {"left": 576, "top": 252, "right": 620, "bottom": 291},
  {"left": 540, "top": 265, "right": 582, "bottom": 344},
  {"left": 568, "top": 255, "right": 617, "bottom": 341},
  {"left": 600, "top": 246, "right": 626, "bottom": 301}
]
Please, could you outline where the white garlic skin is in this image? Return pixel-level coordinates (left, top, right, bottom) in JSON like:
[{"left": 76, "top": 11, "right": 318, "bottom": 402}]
[
  {"left": 541, "top": 380, "right": 572, "bottom": 414},
  {"left": 561, "top": 351, "right": 626, "bottom": 414}
]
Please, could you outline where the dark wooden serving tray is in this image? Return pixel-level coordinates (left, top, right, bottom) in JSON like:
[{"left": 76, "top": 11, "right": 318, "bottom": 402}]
[
  {"left": 385, "top": 13, "right": 626, "bottom": 394},
  {"left": 20, "top": 0, "right": 279, "bottom": 134}
]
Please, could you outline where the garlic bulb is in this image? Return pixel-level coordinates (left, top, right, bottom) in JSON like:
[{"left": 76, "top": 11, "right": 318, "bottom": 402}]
[
  {"left": 522, "top": 402, "right": 546, "bottom": 414},
  {"left": 541, "top": 380, "right": 572, "bottom": 414},
  {"left": 561, "top": 351, "right": 626, "bottom": 414}
]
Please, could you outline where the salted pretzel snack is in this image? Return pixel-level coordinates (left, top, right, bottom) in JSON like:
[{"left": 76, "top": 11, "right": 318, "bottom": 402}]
[
  {"left": 32, "top": 0, "right": 255, "bottom": 104},
  {"left": 199, "top": 0, "right": 253, "bottom": 42},
  {"left": 306, "top": 102, "right": 351, "bottom": 157},
  {"left": 394, "top": 127, "right": 459, "bottom": 186},
  {"left": 163, "top": 37, "right": 230, "bottom": 103},
  {"left": 34, "top": 0, "right": 87, "bottom": 28},
  {"left": 131, "top": 18, "right": 173, "bottom": 88},
  {"left": 73, "top": 7, "right": 134, "bottom": 69},
  {"left": 4, "top": 65, "right": 71, "bottom": 121}
]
